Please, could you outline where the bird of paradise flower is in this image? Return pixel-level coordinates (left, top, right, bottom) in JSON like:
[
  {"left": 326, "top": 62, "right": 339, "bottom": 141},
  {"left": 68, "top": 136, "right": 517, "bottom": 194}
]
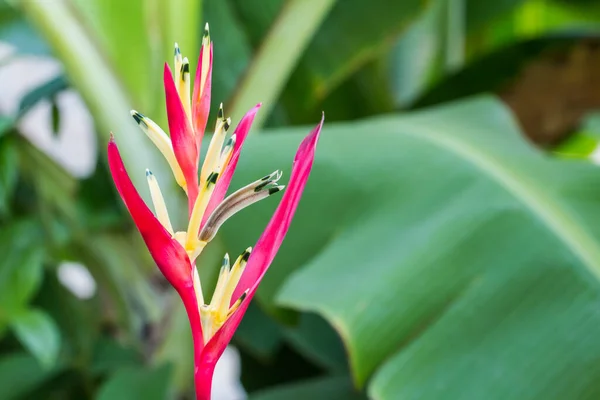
[{"left": 107, "top": 23, "right": 323, "bottom": 399}]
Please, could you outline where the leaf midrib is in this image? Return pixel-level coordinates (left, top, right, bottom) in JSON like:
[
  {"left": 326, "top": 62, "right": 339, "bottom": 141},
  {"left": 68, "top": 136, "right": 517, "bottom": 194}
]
[{"left": 402, "top": 121, "right": 600, "bottom": 281}]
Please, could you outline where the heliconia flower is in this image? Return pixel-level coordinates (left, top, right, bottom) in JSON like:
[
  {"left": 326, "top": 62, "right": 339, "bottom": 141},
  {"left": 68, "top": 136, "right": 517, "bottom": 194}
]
[{"left": 107, "top": 23, "right": 323, "bottom": 400}]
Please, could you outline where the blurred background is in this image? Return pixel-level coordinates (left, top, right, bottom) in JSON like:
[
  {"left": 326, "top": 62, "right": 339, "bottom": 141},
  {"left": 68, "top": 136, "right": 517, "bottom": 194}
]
[{"left": 3, "top": 0, "right": 600, "bottom": 399}]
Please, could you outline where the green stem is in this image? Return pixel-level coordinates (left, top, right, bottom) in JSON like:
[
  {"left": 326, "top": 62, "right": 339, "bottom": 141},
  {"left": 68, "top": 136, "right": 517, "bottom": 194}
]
[
  {"left": 15, "top": 0, "right": 180, "bottom": 207},
  {"left": 228, "top": 0, "right": 337, "bottom": 129}
]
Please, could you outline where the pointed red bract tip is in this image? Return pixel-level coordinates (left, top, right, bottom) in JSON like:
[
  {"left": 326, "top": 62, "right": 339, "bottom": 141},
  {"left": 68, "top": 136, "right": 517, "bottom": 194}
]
[
  {"left": 192, "top": 43, "right": 213, "bottom": 149},
  {"left": 199, "top": 118, "right": 324, "bottom": 369},
  {"left": 295, "top": 113, "right": 323, "bottom": 161},
  {"left": 107, "top": 139, "right": 194, "bottom": 292},
  {"left": 164, "top": 63, "right": 200, "bottom": 211},
  {"left": 233, "top": 117, "right": 322, "bottom": 300}
]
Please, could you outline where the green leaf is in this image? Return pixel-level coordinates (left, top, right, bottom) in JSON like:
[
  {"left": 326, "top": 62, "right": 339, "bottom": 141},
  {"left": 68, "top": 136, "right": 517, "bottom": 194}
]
[
  {"left": 279, "top": 0, "right": 427, "bottom": 115},
  {"left": 553, "top": 132, "right": 600, "bottom": 159},
  {"left": 68, "top": 0, "right": 155, "bottom": 111},
  {"left": 466, "top": 0, "right": 528, "bottom": 31},
  {"left": 18, "top": 75, "right": 68, "bottom": 117},
  {"left": 0, "top": 220, "right": 45, "bottom": 315},
  {"left": 50, "top": 97, "right": 61, "bottom": 136},
  {"left": 152, "top": 300, "right": 193, "bottom": 392},
  {"left": 413, "top": 35, "right": 582, "bottom": 108},
  {"left": 0, "top": 0, "right": 49, "bottom": 55},
  {"left": 16, "top": 0, "right": 182, "bottom": 206},
  {"left": 204, "top": 0, "right": 253, "bottom": 107},
  {"left": 69, "top": 0, "right": 201, "bottom": 118},
  {"left": 0, "top": 352, "right": 60, "bottom": 399},
  {"left": 0, "top": 116, "right": 13, "bottom": 137},
  {"left": 34, "top": 272, "right": 100, "bottom": 369},
  {"left": 228, "top": 0, "right": 338, "bottom": 127},
  {"left": 10, "top": 308, "right": 61, "bottom": 368},
  {"left": 219, "top": 96, "right": 600, "bottom": 397},
  {"left": 249, "top": 376, "right": 366, "bottom": 400},
  {"left": 234, "top": 302, "right": 283, "bottom": 359},
  {"left": 389, "top": 0, "right": 448, "bottom": 107},
  {"left": 0, "top": 137, "right": 18, "bottom": 215},
  {"left": 96, "top": 364, "right": 172, "bottom": 400},
  {"left": 283, "top": 313, "right": 347, "bottom": 373},
  {"left": 91, "top": 337, "right": 142, "bottom": 375}
]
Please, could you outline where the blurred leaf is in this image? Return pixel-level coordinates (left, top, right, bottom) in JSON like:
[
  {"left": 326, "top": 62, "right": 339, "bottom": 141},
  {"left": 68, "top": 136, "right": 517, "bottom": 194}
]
[
  {"left": 469, "top": 0, "right": 600, "bottom": 55},
  {"left": 391, "top": 0, "right": 600, "bottom": 109},
  {"left": 0, "top": 352, "right": 60, "bottom": 399},
  {"left": 70, "top": 0, "right": 201, "bottom": 119},
  {"left": 0, "top": 220, "right": 45, "bottom": 315},
  {"left": 389, "top": 0, "right": 448, "bottom": 107},
  {"left": 283, "top": 313, "right": 347, "bottom": 374},
  {"left": 92, "top": 337, "right": 142, "bottom": 376},
  {"left": 234, "top": 302, "right": 283, "bottom": 359},
  {"left": 240, "top": 343, "right": 322, "bottom": 393},
  {"left": 16, "top": 0, "right": 181, "bottom": 206},
  {"left": 77, "top": 159, "right": 126, "bottom": 230},
  {"left": 50, "top": 97, "right": 60, "bottom": 136},
  {"left": 152, "top": 299, "right": 193, "bottom": 393},
  {"left": 0, "top": 137, "right": 18, "bottom": 215},
  {"left": 0, "top": 116, "right": 13, "bottom": 137},
  {"left": 18, "top": 75, "right": 68, "bottom": 117},
  {"left": 96, "top": 364, "right": 172, "bottom": 400},
  {"left": 17, "top": 137, "right": 78, "bottom": 223},
  {"left": 34, "top": 272, "right": 99, "bottom": 369},
  {"left": 0, "top": 0, "right": 49, "bottom": 55},
  {"left": 413, "top": 35, "right": 583, "bottom": 108},
  {"left": 73, "top": 234, "right": 158, "bottom": 340},
  {"left": 228, "top": 0, "right": 337, "bottom": 127},
  {"left": 278, "top": 0, "right": 427, "bottom": 119},
  {"left": 204, "top": 0, "right": 253, "bottom": 108},
  {"left": 10, "top": 308, "right": 60, "bottom": 368},
  {"left": 249, "top": 376, "right": 365, "bottom": 400},
  {"left": 553, "top": 132, "right": 600, "bottom": 159},
  {"left": 69, "top": 0, "right": 155, "bottom": 111},
  {"left": 228, "top": 0, "right": 283, "bottom": 45},
  {"left": 466, "top": 0, "right": 527, "bottom": 31},
  {"left": 220, "top": 96, "right": 600, "bottom": 397},
  {"left": 581, "top": 111, "right": 600, "bottom": 136}
]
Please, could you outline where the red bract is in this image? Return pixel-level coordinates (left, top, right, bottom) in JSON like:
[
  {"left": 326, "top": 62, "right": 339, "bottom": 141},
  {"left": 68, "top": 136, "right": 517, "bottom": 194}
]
[{"left": 107, "top": 23, "right": 323, "bottom": 400}]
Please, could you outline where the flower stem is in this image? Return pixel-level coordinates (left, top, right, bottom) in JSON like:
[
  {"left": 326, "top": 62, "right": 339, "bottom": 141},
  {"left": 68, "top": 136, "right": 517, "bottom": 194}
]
[
  {"left": 227, "top": 0, "right": 337, "bottom": 129},
  {"left": 178, "top": 280, "right": 214, "bottom": 400},
  {"left": 194, "top": 362, "right": 214, "bottom": 400}
]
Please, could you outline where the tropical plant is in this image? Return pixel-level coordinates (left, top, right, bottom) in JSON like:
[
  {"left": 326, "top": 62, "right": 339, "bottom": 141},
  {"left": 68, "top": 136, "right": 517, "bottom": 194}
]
[{"left": 2, "top": 0, "right": 600, "bottom": 398}]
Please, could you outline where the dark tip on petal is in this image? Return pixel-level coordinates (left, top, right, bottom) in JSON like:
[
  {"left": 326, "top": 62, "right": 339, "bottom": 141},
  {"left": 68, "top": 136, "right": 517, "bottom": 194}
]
[
  {"left": 174, "top": 43, "right": 181, "bottom": 56},
  {"left": 182, "top": 63, "right": 189, "bottom": 74},
  {"left": 223, "top": 119, "right": 230, "bottom": 131},
  {"left": 207, "top": 172, "right": 219, "bottom": 185},
  {"left": 239, "top": 289, "right": 249, "bottom": 302},
  {"left": 242, "top": 248, "right": 251, "bottom": 262},
  {"left": 204, "top": 23, "right": 210, "bottom": 37},
  {"left": 218, "top": 103, "right": 224, "bottom": 119},
  {"left": 268, "top": 186, "right": 284, "bottom": 195},
  {"left": 254, "top": 181, "right": 269, "bottom": 192},
  {"left": 146, "top": 169, "right": 153, "bottom": 177},
  {"left": 222, "top": 253, "right": 229, "bottom": 267},
  {"left": 131, "top": 110, "right": 146, "bottom": 126}
]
